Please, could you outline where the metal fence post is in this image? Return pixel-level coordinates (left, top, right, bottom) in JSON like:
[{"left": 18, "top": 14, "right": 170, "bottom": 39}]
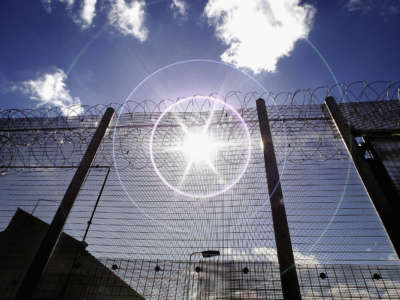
[
  {"left": 256, "top": 98, "right": 302, "bottom": 300},
  {"left": 325, "top": 97, "right": 400, "bottom": 258},
  {"left": 15, "top": 107, "right": 115, "bottom": 299}
]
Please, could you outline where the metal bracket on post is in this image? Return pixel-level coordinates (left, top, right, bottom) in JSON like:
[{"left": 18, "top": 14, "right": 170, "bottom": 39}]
[
  {"left": 15, "top": 107, "right": 115, "bottom": 299},
  {"left": 325, "top": 97, "right": 400, "bottom": 259},
  {"left": 256, "top": 98, "right": 302, "bottom": 300}
]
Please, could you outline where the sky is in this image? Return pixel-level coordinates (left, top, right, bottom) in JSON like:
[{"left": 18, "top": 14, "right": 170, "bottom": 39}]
[
  {"left": 0, "top": 0, "right": 400, "bottom": 273},
  {"left": 1, "top": 0, "right": 400, "bottom": 114}
]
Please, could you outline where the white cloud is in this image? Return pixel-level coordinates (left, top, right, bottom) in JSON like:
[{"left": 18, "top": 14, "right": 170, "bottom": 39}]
[
  {"left": 223, "top": 247, "right": 319, "bottom": 264},
  {"left": 41, "top": 0, "right": 75, "bottom": 13},
  {"left": 346, "top": 0, "right": 365, "bottom": 11},
  {"left": 16, "top": 68, "right": 83, "bottom": 117},
  {"left": 60, "top": 0, "right": 75, "bottom": 7},
  {"left": 80, "top": 0, "right": 97, "bottom": 27},
  {"left": 346, "top": 0, "right": 400, "bottom": 16},
  {"left": 108, "top": 0, "right": 148, "bottom": 42},
  {"left": 40, "top": 0, "right": 150, "bottom": 37},
  {"left": 170, "top": 0, "right": 187, "bottom": 18},
  {"left": 252, "top": 247, "right": 320, "bottom": 264},
  {"left": 204, "top": 0, "right": 316, "bottom": 74},
  {"left": 41, "top": 0, "right": 52, "bottom": 13},
  {"left": 223, "top": 247, "right": 399, "bottom": 299}
]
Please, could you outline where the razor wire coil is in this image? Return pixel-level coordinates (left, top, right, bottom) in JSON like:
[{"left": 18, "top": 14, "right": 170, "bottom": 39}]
[{"left": 0, "top": 81, "right": 399, "bottom": 172}]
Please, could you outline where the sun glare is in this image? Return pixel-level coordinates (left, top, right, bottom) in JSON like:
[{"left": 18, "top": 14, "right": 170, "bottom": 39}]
[
  {"left": 181, "top": 132, "right": 216, "bottom": 164},
  {"left": 149, "top": 96, "right": 251, "bottom": 198}
]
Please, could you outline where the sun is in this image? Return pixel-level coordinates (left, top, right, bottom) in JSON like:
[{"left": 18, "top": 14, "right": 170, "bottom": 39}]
[
  {"left": 181, "top": 131, "right": 216, "bottom": 165},
  {"left": 182, "top": 130, "right": 222, "bottom": 169},
  {"left": 149, "top": 95, "right": 251, "bottom": 198},
  {"left": 173, "top": 127, "right": 227, "bottom": 182},
  {"left": 166, "top": 118, "right": 227, "bottom": 183}
]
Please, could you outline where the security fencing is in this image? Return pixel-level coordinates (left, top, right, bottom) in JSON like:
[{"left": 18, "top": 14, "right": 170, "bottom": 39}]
[{"left": 0, "top": 81, "right": 399, "bottom": 299}]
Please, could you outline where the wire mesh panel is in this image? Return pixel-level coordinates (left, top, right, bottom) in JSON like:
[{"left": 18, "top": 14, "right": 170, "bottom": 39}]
[
  {"left": 298, "top": 264, "right": 400, "bottom": 299},
  {"left": 0, "top": 167, "right": 110, "bottom": 241},
  {"left": 63, "top": 258, "right": 400, "bottom": 299},
  {"left": 372, "top": 138, "right": 400, "bottom": 194},
  {"left": 1, "top": 81, "right": 400, "bottom": 298},
  {"left": 274, "top": 104, "right": 397, "bottom": 264}
]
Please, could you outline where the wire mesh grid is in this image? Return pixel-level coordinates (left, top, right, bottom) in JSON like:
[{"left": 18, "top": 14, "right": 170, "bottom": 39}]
[
  {"left": 1, "top": 81, "right": 400, "bottom": 298},
  {"left": 373, "top": 139, "right": 400, "bottom": 194},
  {"left": 60, "top": 258, "right": 400, "bottom": 299}
]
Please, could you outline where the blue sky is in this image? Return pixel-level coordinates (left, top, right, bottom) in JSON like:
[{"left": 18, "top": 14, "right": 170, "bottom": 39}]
[
  {"left": 1, "top": 0, "right": 400, "bottom": 113},
  {"left": 1, "top": 0, "right": 399, "bottom": 269}
]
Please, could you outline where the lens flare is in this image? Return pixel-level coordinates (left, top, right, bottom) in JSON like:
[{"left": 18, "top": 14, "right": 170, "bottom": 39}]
[
  {"left": 149, "top": 95, "right": 251, "bottom": 198},
  {"left": 181, "top": 131, "right": 216, "bottom": 165}
]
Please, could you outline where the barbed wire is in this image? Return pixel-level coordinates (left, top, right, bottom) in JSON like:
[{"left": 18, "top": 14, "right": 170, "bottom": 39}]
[
  {"left": 1, "top": 81, "right": 399, "bottom": 269},
  {"left": 0, "top": 81, "right": 399, "bottom": 172}
]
